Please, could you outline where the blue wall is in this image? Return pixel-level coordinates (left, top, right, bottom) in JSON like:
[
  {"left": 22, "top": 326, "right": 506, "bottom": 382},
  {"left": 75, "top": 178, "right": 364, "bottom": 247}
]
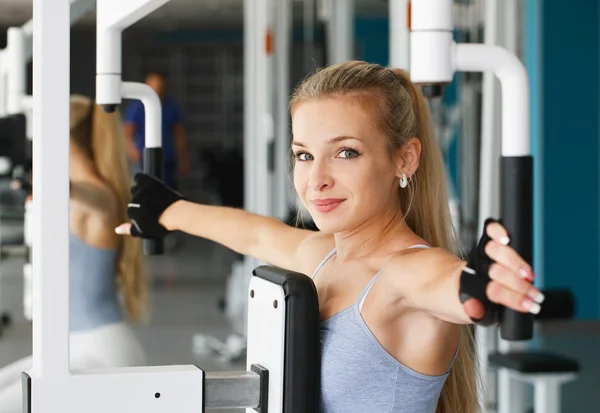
[
  {"left": 526, "top": 0, "right": 600, "bottom": 319},
  {"left": 357, "top": 5, "right": 600, "bottom": 319},
  {"left": 354, "top": 17, "right": 389, "bottom": 66}
]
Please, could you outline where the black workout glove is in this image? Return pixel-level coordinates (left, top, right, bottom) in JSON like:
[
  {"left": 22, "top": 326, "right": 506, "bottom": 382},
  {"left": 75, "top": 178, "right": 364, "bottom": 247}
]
[
  {"left": 459, "top": 218, "right": 503, "bottom": 326},
  {"left": 127, "top": 173, "right": 186, "bottom": 239}
]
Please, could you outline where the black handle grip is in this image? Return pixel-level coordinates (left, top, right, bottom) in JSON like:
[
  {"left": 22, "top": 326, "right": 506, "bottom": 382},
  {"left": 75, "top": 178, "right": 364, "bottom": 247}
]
[
  {"left": 499, "top": 156, "right": 534, "bottom": 340},
  {"left": 143, "top": 147, "right": 164, "bottom": 256}
]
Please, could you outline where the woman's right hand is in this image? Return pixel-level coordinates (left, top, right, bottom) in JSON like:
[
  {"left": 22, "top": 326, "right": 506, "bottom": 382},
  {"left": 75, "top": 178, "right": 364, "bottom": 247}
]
[{"left": 115, "top": 173, "right": 186, "bottom": 238}]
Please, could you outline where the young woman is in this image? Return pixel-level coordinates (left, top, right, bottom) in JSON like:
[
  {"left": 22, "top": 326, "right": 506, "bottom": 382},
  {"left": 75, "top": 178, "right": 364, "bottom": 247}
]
[
  {"left": 0, "top": 95, "right": 147, "bottom": 412},
  {"left": 117, "top": 61, "right": 543, "bottom": 412}
]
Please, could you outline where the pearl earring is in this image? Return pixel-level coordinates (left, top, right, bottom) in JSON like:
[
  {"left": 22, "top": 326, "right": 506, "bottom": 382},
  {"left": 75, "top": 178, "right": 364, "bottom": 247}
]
[{"left": 399, "top": 173, "right": 408, "bottom": 189}]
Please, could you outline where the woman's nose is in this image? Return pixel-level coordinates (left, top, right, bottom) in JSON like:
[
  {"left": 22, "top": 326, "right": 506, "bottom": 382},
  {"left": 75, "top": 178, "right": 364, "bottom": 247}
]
[{"left": 308, "top": 160, "right": 333, "bottom": 192}]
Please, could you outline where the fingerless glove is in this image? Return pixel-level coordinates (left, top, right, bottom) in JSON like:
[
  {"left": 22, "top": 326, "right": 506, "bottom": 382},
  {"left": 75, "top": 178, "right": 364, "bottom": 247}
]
[
  {"left": 127, "top": 173, "right": 186, "bottom": 239},
  {"left": 459, "top": 217, "right": 503, "bottom": 326}
]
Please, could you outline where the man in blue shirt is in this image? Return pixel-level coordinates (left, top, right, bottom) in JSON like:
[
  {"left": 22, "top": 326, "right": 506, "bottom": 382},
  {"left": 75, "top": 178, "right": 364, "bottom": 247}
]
[{"left": 123, "top": 72, "right": 190, "bottom": 190}]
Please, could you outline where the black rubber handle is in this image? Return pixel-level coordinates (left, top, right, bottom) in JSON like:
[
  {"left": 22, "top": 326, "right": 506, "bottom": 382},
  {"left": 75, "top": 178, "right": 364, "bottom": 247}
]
[
  {"left": 143, "top": 147, "right": 164, "bottom": 256},
  {"left": 499, "top": 156, "right": 534, "bottom": 340}
]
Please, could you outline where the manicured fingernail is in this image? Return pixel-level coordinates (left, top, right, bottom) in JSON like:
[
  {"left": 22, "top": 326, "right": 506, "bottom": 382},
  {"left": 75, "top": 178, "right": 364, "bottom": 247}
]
[
  {"left": 115, "top": 226, "right": 123, "bottom": 234},
  {"left": 523, "top": 298, "right": 541, "bottom": 314},
  {"left": 528, "top": 290, "right": 545, "bottom": 304},
  {"left": 519, "top": 266, "right": 534, "bottom": 281},
  {"left": 500, "top": 236, "right": 510, "bottom": 246}
]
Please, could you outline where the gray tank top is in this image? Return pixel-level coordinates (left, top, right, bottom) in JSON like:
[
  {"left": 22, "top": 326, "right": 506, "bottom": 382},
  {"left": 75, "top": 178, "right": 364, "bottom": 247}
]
[
  {"left": 69, "top": 232, "right": 123, "bottom": 331},
  {"left": 313, "top": 246, "right": 459, "bottom": 413}
]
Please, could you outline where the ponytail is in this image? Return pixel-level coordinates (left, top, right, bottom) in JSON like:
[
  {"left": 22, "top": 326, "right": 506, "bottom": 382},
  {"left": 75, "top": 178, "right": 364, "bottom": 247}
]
[
  {"left": 91, "top": 102, "right": 148, "bottom": 322},
  {"left": 391, "top": 70, "right": 481, "bottom": 413},
  {"left": 71, "top": 95, "right": 148, "bottom": 323}
]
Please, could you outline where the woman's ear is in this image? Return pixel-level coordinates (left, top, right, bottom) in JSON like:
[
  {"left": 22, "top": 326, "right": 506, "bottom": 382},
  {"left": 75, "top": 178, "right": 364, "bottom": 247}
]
[{"left": 395, "top": 137, "right": 421, "bottom": 179}]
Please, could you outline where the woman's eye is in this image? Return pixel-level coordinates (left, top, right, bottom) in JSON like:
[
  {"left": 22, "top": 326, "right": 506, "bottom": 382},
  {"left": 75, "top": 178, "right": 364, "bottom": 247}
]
[
  {"left": 296, "top": 152, "right": 313, "bottom": 161},
  {"left": 338, "top": 149, "right": 359, "bottom": 159}
]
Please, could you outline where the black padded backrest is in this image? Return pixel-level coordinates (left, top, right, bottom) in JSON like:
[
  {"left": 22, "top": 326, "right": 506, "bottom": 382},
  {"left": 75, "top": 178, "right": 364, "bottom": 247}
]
[{"left": 252, "top": 266, "right": 320, "bottom": 413}]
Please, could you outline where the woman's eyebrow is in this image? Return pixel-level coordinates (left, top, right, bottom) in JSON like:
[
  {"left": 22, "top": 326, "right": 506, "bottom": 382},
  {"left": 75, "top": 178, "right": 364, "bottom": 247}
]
[{"left": 291, "top": 135, "right": 363, "bottom": 147}]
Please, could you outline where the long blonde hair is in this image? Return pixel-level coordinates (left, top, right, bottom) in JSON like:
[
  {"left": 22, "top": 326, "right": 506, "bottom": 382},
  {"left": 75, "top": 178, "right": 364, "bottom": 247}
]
[
  {"left": 289, "top": 61, "right": 480, "bottom": 413},
  {"left": 69, "top": 95, "right": 147, "bottom": 323}
]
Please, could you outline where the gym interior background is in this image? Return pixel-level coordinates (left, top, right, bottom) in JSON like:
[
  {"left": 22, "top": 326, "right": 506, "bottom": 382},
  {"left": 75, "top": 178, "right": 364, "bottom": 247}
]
[{"left": 0, "top": 0, "right": 599, "bottom": 412}]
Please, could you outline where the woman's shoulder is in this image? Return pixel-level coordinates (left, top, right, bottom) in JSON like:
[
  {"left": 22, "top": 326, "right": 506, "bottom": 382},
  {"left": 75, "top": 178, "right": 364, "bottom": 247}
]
[
  {"left": 295, "top": 231, "right": 336, "bottom": 275},
  {"left": 381, "top": 244, "right": 462, "bottom": 291},
  {"left": 70, "top": 178, "right": 121, "bottom": 242}
]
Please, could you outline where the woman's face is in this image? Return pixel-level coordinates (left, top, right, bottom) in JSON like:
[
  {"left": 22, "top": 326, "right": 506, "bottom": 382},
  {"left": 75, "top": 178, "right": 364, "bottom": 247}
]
[{"left": 291, "top": 97, "right": 402, "bottom": 233}]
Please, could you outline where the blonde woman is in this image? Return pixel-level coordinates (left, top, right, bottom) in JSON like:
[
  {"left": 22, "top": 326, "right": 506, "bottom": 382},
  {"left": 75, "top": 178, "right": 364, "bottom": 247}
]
[
  {"left": 118, "top": 62, "right": 543, "bottom": 412},
  {"left": 0, "top": 95, "right": 147, "bottom": 411}
]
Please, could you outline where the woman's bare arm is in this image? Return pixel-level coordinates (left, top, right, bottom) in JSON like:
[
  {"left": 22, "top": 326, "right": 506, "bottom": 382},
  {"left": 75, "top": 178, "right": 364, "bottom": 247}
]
[
  {"left": 160, "top": 200, "right": 318, "bottom": 274},
  {"left": 385, "top": 233, "right": 544, "bottom": 325}
]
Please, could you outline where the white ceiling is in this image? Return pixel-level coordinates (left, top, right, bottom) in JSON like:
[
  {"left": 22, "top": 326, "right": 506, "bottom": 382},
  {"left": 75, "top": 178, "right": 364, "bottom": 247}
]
[{"left": 0, "top": 0, "right": 388, "bottom": 30}]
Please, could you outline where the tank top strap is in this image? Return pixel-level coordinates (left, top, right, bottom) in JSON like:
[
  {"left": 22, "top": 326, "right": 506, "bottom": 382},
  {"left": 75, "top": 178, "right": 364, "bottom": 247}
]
[
  {"left": 311, "top": 248, "right": 337, "bottom": 280},
  {"left": 357, "top": 269, "right": 385, "bottom": 311},
  {"left": 357, "top": 243, "right": 431, "bottom": 312},
  {"left": 448, "top": 327, "right": 462, "bottom": 369}
]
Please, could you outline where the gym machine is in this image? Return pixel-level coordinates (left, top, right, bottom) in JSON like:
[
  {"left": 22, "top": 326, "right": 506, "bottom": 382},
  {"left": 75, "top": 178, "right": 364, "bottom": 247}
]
[
  {"left": 410, "top": 2, "right": 580, "bottom": 413},
  {"left": 25, "top": 0, "right": 321, "bottom": 411},
  {"left": 410, "top": 0, "right": 534, "bottom": 406},
  {"left": 0, "top": 0, "right": 99, "bottom": 323},
  {"left": 193, "top": 0, "right": 279, "bottom": 362}
]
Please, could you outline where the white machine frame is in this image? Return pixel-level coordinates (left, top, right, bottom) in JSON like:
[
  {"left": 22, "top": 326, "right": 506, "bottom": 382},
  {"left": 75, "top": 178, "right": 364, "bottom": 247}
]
[
  {"left": 26, "top": 0, "right": 552, "bottom": 411},
  {"left": 0, "top": 0, "right": 97, "bottom": 326},
  {"left": 27, "top": 0, "right": 322, "bottom": 412},
  {"left": 410, "top": 1, "right": 533, "bottom": 412}
]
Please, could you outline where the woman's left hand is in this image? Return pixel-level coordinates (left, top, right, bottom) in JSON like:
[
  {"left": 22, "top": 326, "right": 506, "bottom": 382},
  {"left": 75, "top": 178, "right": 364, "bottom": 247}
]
[{"left": 462, "top": 220, "right": 545, "bottom": 322}]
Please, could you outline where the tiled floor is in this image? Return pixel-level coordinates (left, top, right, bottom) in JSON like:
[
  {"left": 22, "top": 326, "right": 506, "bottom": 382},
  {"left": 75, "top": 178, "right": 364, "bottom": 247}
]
[{"left": 0, "top": 227, "right": 598, "bottom": 412}]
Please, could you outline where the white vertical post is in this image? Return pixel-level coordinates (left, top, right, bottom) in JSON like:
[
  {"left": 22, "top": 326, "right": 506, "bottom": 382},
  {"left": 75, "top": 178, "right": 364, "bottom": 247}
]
[
  {"left": 274, "top": 0, "right": 292, "bottom": 221},
  {"left": 7, "top": 27, "right": 26, "bottom": 115},
  {"left": 327, "top": 0, "right": 354, "bottom": 64},
  {"left": 31, "top": 0, "right": 71, "bottom": 377},
  {"left": 0, "top": 51, "right": 7, "bottom": 116},
  {"left": 478, "top": 0, "right": 500, "bottom": 232},
  {"left": 242, "top": 0, "right": 261, "bottom": 337},
  {"left": 244, "top": 0, "right": 257, "bottom": 217},
  {"left": 389, "top": 0, "right": 410, "bottom": 70},
  {"left": 255, "top": 0, "right": 273, "bottom": 220},
  {"left": 478, "top": 1, "right": 500, "bottom": 406}
]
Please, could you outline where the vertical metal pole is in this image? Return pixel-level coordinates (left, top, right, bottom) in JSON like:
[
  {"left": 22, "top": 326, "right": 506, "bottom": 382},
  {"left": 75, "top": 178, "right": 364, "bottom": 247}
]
[
  {"left": 243, "top": 0, "right": 258, "bottom": 337},
  {"left": 7, "top": 28, "right": 26, "bottom": 115},
  {"left": 255, "top": 0, "right": 273, "bottom": 220},
  {"left": 389, "top": 0, "right": 410, "bottom": 70},
  {"left": 274, "top": 0, "right": 292, "bottom": 221},
  {"left": 498, "top": 2, "right": 530, "bottom": 412},
  {"left": 328, "top": 0, "right": 354, "bottom": 64},
  {"left": 31, "top": 0, "right": 70, "bottom": 377},
  {"left": 478, "top": 0, "right": 499, "bottom": 407},
  {"left": 0, "top": 52, "right": 6, "bottom": 117},
  {"left": 303, "top": 0, "right": 315, "bottom": 72}
]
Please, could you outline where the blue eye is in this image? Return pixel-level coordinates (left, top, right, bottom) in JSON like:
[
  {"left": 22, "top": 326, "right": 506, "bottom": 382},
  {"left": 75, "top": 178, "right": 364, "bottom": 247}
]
[
  {"left": 338, "top": 148, "right": 360, "bottom": 159},
  {"left": 295, "top": 152, "right": 313, "bottom": 161}
]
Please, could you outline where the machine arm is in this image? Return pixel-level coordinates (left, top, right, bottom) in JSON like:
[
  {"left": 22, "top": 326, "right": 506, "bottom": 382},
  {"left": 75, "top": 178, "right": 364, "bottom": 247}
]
[{"left": 410, "top": 0, "right": 533, "bottom": 341}]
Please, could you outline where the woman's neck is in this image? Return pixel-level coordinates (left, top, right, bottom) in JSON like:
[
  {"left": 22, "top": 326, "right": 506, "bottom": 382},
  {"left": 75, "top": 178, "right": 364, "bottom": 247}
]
[{"left": 333, "top": 205, "right": 417, "bottom": 263}]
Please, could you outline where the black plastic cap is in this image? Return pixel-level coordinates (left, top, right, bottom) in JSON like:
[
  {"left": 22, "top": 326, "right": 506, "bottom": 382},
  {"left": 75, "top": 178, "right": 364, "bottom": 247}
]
[
  {"left": 101, "top": 104, "right": 117, "bottom": 113},
  {"left": 420, "top": 84, "right": 445, "bottom": 98}
]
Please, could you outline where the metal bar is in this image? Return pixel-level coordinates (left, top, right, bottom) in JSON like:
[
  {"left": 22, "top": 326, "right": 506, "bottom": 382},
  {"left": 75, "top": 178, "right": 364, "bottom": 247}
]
[
  {"left": 389, "top": 0, "right": 409, "bottom": 70},
  {"left": 23, "top": 0, "right": 98, "bottom": 60},
  {"left": 204, "top": 371, "right": 261, "bottom": 409},
  {"left": 32, "top": 0, "right": 71, "bottom": 377}
]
